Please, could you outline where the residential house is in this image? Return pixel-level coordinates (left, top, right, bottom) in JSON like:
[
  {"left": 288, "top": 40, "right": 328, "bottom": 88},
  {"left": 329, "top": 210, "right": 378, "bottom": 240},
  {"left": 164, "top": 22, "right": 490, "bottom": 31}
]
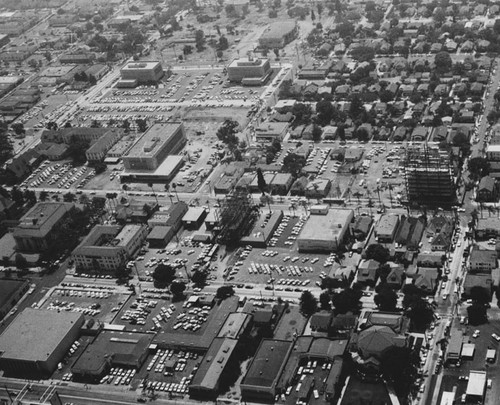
[
  {"left": 414, "top": 267, "right": 439, "bottom": 293},
  {"left": 351, "top": 216, "right": 373, "bottom": 240},
  {"left": 357, "top": 259, "right": 379, "bottom": 287},
  {"left": 477, "top": 176, "right": 497, "bottom": 202}
]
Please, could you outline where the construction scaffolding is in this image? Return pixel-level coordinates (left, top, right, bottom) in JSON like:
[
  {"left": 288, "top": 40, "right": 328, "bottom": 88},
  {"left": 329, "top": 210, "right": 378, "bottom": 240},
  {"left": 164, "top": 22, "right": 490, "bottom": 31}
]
[
  {"left": 216, "top": 188, "right": 256, "bottom": 246},
  {"left": 404, "top": 144, "right": 456, "bottom": 207}
]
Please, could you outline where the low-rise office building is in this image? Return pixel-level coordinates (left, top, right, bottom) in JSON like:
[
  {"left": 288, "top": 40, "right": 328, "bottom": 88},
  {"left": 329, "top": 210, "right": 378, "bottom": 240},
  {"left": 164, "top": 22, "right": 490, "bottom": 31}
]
[
  {"left": 259, "top": 21, "right": 298, "bottom": 49},
  {"left": 120, "top": 61, "right": 164, "bottom": 84},
  {"left": 72, "top": 224, "right": 148, "bottom": 272},
  {"left": 227, "top": 58, "right": 271, "bottom": 85},
  {"left": 13, "top": 202, "right": 74, "bottom": 253},
  {"left": 122, "top": 122, "right": 186, "bottom": 171}
]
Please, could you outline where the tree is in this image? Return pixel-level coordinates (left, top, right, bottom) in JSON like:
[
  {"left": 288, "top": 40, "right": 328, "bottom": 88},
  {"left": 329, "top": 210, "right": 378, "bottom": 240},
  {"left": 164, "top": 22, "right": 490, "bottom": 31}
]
[
  {"left": 282, "top": 153, "right": 306, "bottom": 177},
  {"left": 152, "top": 263, "right": 176, "bottom": 288},
  {"left": 15, "top": 253, "right": 28, "bottom": 270},
  {"left": 380, "top": 346, "right": 420, "bottom": 399},
  {"left": 39, "top": 190, "right": 49, "bottom": 202},
  {"left": 350, "top": 46, "right": 375, "bottom": 62},
  {"left": 434, "top": 51, "right": 452, "bottom": 72},
  {"left": 0, "top": 128, "right": 14, "bottom": 166},
  {"left": 468, "top": 157, "right": 490, "bottom": 180},
  {"left": 467, "top": 303, "right": 488, "bottom": 326},
  {"left": 312, "top": 124, "right": 322, "bottom": 142},
  {"left": 191, "top": 270, "right": 208, "bottom": 286},
  {"left": 433, "top": 7, "right": 446, "bottom": 26},
  {"left": 216, "top": 119, "right": 239, "bottom": 146},
  {"left": 374, "top": 284, "right": 398, "bottom": 311},
  {"left": 406, "top": 296, "right": 434, "bottom": 331},
  {"left": 135, "top": 118, "right": 148, "bottom": 132},
  {"left": 365, "top": 243, "right": 390, "bottom": 263},
  {"left": 195, "top": 29, "right": 206, "bottom": 52},
  {"left": 300, "top": 290, "right": 318, "bottom": 315},
  {"left": 218, "top": 35, "right": 229, "bottom": 50},
  {"left": 331, "top": 287, "right": 362, "bottom": 314},
  {"left": 319, "top": 291, "right": 331, "bottom": 310},
  {"left": 225, "top": 4, "right": 236, "bottom": 16},
  {"left": 11, "top": 187, "right": 24, "bottom": 206},
  {"left": 291, "top": 103, "right": 313, "bottom": 126},
  {"left": 216, "top": 285, "right": 235, "bottom": 299},
  {"left": 23, "top": 190, "right": 36, "bottom": 206},
  {"left": 256, "top": 168, "right": 267, "bottom": 195},
  {"left": 316, "top": 100, "right": 335, "bottom": 126},
  {"left": 170, "top": 281, "right": 186, "bottom": 300},
  {"left": 470, "top": 286, "right": 491, "bottom": 304},
  {"left": 11, "top": 123, "right": 25, "bottom": 135},
  {"left": 63, "top": 192, "right": 76, "bottom": 202},
  {"left": 183, "top": 45, "right": 193, "bottom": 56}
]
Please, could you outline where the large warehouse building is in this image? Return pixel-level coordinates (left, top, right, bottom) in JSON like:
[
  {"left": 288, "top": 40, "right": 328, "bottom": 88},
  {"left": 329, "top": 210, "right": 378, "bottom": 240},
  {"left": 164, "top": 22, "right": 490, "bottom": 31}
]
[
  {"left": 0, "top": 308, "right": 84, "bottom": 376},
  {"left": 297, "top": 209, "right": 354, "bottom": 252},
  {"left": 122, "top": 122, "right": 186, "bottom": 171},
  {"left": 119, "top": 61, "right": 164, "bottom": 84}
]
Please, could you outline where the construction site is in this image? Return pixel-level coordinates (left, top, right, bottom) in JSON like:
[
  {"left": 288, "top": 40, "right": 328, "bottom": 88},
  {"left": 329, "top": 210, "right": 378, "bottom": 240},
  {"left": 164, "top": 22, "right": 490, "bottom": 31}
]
[{"left": 403, "top": 144, "right": 457, "bottom": 208}]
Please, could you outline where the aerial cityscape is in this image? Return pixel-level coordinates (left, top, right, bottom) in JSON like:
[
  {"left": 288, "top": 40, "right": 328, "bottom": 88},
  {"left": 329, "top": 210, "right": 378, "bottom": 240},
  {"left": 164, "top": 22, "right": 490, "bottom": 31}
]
[{"left": 0, "top": 0, "right": 499, "bottom": 404}]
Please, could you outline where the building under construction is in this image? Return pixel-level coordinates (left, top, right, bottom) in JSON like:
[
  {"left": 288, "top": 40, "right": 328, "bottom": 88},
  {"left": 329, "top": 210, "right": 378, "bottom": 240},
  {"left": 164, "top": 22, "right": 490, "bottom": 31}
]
[
  {"left": 404, "top": 144, "right": 456, "bottom": 207},
  {"left": 216, "top": 188, "right": 256, "bottom": 246}
]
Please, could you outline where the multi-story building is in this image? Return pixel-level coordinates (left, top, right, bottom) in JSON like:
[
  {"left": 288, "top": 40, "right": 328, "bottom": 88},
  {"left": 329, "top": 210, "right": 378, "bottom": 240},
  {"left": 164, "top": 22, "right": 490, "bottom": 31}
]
[
  {"left": 13, "top": 202, "right": 73, "bottom": 253},
  {"left": 404, "top": 144, "right": 455, "bottom": 207},
  {"left": 72, "top": 224, "right": 148, "bottom": 272},
  {"left": 122, "top": 122, "right": 186, "bottom": 171},
  {"left": 227, "top": 58, "right": 271, "bottom": 85},
  {"left": 120, "top": 61, "right": 164, "bottom": 84},
  {"left": 85, "top": 129, "right": 122, "bottom": 163},
  {"left": 486, "top": 144, "right": 500, "bottom": 161},
  {"left": 259, "top": 21, "right": 298, "bottom": 49}
]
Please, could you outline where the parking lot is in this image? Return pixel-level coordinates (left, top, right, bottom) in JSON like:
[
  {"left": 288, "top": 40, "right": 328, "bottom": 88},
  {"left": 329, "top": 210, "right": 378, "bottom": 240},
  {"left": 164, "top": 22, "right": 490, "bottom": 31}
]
[
  {"left": 96, "top": 69, "right": 264, "bottom": 107},
  {"left": 20, "top": 160, "right": 97, "bottom": 190},
  {"left": 39, "top": 285, "right": 130, "bottom": 324}
]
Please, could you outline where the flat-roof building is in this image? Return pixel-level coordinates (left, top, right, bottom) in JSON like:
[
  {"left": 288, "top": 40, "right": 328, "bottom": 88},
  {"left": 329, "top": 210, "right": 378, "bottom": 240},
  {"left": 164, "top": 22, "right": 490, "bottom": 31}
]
[
  {"left": 120, "top": 61, "right": 164, "bottom": 84},
  {"left": 122, "top": 122, "right": 186, "bottom": 171},
  {"left": 375, "top": 214, "right": 400, "bottom": 243},
  {"left": 0, "top": 279, "right": 29, "bottom": 321},
  {"left": 71, "top": 331, "right": 154, "bottom": 382},
  {"left": 297, "top": 209, "right": 354, "bottom": 252},
  {"left": 189, "top": 337, "right": 239, "bottom": 399},
  {"left": 0, "top": 308, "right": 84, "bottom": 376},
  {"left": 227, "top": 58, "right": 272, "bottom": 85},
  {"left": 466, "top": 370, "right": 486, "bottom": 401},
  {"left": 259, "top": 21, "right": 298, "bottom": 49},
  {"left": 241, "top": 339, "right": 293, "bottom": 402},
  {"left": 85, "top": 129, "right": 122, "bottom": 164},
  {"left": 72, "top": 224, "right": 148, "bottom": 272},
  {"left": 182, "top": 207, "right": 208, "bottom": 230},
  {"left": 13, "top": 202, "right": 73, "bottom": 253},
  {"left": 255, "top": 122, "right": 289, "bottom": 143},
  {"left": 217, "top": 312, "right": 253, "bottom": 339}
]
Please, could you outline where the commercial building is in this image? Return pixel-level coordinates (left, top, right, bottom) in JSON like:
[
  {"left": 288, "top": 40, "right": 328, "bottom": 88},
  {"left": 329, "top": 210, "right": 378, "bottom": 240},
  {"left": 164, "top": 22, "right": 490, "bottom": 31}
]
[
  {"left": 217, "top": 312, "right": 253, "bottom": 339},
  {"left": 404, "top": 145, "right": 456, "bottom": 207},
  {"left": 227, "top": 58, "right": 272, "bottom": 85},
  {"left": 13, "top": 202, "right": 73, "bottom": 253},
  {"left": 148, "top": 202, "right": 188, "bottom": 232},
  {"left": 259, "top": 21, "right": 298, "bottom": 49},
  {"left": 297, "top": 209, "right": 354, "bottom": 252},
  {"left": 375, "top": 214, "right": 400, "bottom": 243},
  {"left": 85, "top": 129, "right": 122, "bottom": 164},
  {"left": 120, "top": 61, "right": 164, "bottom": 84},
  {"left": 71, "top": 331, "right": 154, "bottom": 382},
  {"left": 445, "top": 329, "right": 464, "bottom": 364},
  {"left": 182, "top": 207, "right": 208, "bottom": 230},
  {"left": 147, "top": 226, "right": 174, "bottom": 248},
  {"left": 0, "top": 308, "right": 84, "bottom": 375},
  {"left": 469, "top": 249, "right": 497, "bottom": 272},
  {"left": 255, "top": 122, "right": 289, "bottom": 142},
  {"left": 0, "top": 279, "right": 29, "bottom": 321},
  {"left": 189, "top": 337, "right": 239, "bottom": 399},
  {"left": 466, "top": 370, "right": 486, "bottom": 402},
  {"left": 123, "top": 122, "right": 186, "bottom": 171},
  {"left": 486, "top": 144, "right": 500, "bottom": 161},
  {"left": 120, "top": 155, "right": 184, "bottom": 184},
  {"left": 241, "top": 339, "right": 293, "bottom": 402},
  {"left": 72, "top": 224, "right": 148, "bottom": 272}
]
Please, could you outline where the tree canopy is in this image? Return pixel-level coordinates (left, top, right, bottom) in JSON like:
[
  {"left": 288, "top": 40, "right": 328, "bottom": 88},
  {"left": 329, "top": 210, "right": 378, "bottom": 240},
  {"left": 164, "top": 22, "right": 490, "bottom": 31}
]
[
  {"left": 374, "top": 284, "right": 398, "bottom": 312},
  {"left": 216, "top": 285, "right": 235, "bottom": 299},
  {"left": 300, "top": 290, "right": 318, "bottom": 315},
  {"left": 331, "top": 287, "right": 362, "bottom": 315},
  {"left": 365, "top": 243, "right": 390, "bottom": 263},
  {"left": 152, "top": 263, "right": 176, "bottom": 288}
]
